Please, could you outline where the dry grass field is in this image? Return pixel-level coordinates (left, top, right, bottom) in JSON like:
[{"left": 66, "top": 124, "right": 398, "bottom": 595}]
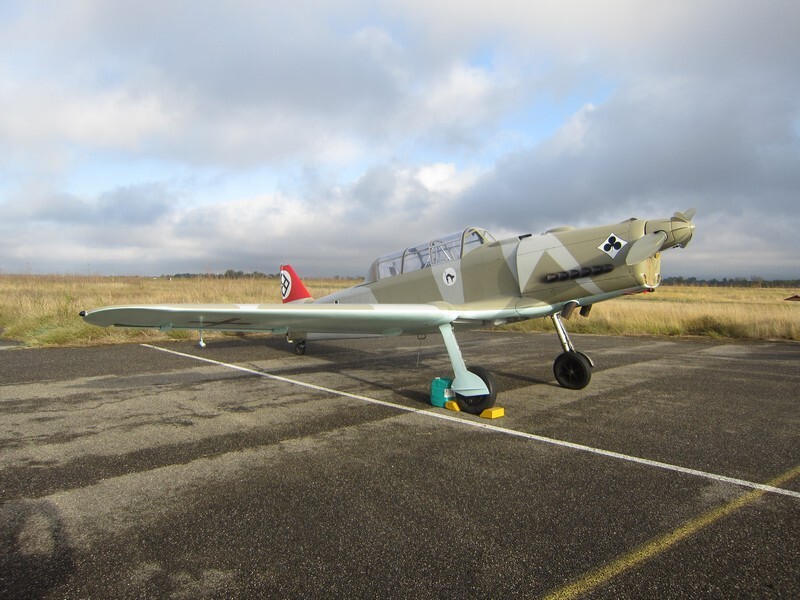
[
  {"left": 505, "top": 285, "right": 799, "bottom": 340},
  {"left": 0, "top": 275, "right": 350, "bottom": 347},
  {"left": 0, "top": 274, "right": 797, "bottom": 347}
]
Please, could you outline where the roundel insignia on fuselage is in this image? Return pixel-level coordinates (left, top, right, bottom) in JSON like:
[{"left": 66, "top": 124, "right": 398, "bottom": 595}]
[{"left": 443, "top": 267, "right": 457, "bottom": 286}]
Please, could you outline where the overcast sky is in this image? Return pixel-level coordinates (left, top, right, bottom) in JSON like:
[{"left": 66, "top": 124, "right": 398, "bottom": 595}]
[{"left": 1, "top": 1, "right": 798, "bottom": 279}]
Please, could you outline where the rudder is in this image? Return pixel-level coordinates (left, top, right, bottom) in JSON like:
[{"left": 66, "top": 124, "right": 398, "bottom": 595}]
[{"left": 280, "top": 264, "right": 313, "bottom": 303}]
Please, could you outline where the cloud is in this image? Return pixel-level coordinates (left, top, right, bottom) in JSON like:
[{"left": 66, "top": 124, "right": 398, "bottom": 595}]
[
  {"left": 2, "top": 182, "right": 175, "bottom": 226},
  {"left": 0, "top": 1, "right": 798, "bottom": 279},
  {"left": 0, "top": 1, "right": 534, "bottom": 171},
  {"left": 458, "top": 73, "right": 800, "bottom": 275}
]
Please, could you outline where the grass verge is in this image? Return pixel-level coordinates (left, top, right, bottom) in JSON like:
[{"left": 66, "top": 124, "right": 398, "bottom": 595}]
[{"left": 0, "top": 275, "right": 797, "bottom": 347}]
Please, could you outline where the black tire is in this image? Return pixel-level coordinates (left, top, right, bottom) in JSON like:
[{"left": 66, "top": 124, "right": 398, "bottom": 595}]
[
  {"left": 575, "top": 351, "right": 593, "bottom": 368},
  {"left": 294, "top": 341, "right": 307, "bottom": 356},
  {"left": 553, "top": 351, "right": 592, "bottom": 390},
  {"left": 455, "top": 366, "right": 497, "bottom": 415}
]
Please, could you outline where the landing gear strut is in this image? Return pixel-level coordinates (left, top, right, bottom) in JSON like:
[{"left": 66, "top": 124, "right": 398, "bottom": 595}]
[
  {"left": 438, "top": 323, "right": 497, "bottom": 414},
  {"left": 551, "top": 311, "right": 593, "bottom": 390}
]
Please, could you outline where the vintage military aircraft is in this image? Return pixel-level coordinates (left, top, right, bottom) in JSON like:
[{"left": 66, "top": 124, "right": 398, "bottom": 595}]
[{"left": 81, "top": 209, "right": 696, "bottom": 414}]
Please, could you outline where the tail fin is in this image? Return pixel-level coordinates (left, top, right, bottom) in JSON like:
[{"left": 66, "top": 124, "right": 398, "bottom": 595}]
[{"left": 280, "top": 264, "right": 313, "bottom": 303}]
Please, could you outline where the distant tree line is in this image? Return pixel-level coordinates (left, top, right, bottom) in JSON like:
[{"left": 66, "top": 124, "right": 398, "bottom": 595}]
[
  {"left": 166, "top": 270, "right": 276, "bottom": 279},
  {"left": 161, "top": 271, "right": 797, "bottom": 287},
  {"left": 663, "top": 276, "right": 800, "bottom": 288},
  {"left": 163, "top": 270, "right": 353, "bottom": 280}
]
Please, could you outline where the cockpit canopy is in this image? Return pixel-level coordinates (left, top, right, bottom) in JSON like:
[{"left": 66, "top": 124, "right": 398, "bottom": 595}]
[{"left": 364, "top": 227, "right": 495, "bottom": 283}]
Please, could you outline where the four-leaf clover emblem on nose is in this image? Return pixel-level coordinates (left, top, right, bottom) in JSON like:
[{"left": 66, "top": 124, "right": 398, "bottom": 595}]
[{"left": 598, "top": 233, "right": 628, "bottom": 259}]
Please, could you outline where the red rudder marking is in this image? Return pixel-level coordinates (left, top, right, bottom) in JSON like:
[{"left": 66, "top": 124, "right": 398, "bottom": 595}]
[{"left": 279, "top": 265, "right": 313, "bottom": 303}]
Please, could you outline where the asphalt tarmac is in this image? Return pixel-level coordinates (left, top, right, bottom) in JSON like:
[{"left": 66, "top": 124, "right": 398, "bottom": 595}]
[{"left": 1, "top": 331, "right": 798, "bottom": 599}]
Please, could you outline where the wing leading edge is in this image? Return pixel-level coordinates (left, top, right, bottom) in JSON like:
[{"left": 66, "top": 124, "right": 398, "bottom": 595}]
[{"left": 80, "top": 303, "right": 460, "bottom": 337}]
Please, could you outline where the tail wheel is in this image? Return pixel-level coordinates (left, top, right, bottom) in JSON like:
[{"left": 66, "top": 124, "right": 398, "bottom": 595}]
[
  {"left": 553, "top": 351, "right": 592, "bottom": 390},
  {"left": 455, "top": 366, "right": 497, "bottom": 415}
]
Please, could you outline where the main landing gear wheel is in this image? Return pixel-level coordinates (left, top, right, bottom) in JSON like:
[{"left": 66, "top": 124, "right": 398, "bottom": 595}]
[
  {"left": 294, "top": 341, "right": 307, "bottom": 356},
  {"left": 553, "top": 351, "right": 592, "bottom": 390},
  {"left": 455, "top": 366, "right": 497, "bottom": 415}
]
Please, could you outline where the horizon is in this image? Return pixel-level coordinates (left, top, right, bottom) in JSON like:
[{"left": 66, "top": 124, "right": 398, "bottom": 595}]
[
  {"left": 1, "top": 2, "right": 798, "bottom": 280},
  {"left": 2, "top": 269, "right": 799, "bottom": 285}
]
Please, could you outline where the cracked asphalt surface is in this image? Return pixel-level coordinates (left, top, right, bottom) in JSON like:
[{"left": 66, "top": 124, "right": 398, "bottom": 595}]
[{"left": 1, "top": 332, "right": 798, "bottom": 598}]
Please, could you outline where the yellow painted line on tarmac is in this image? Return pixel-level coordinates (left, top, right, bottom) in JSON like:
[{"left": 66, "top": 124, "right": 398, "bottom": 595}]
[{"left": 542, "top": 464, "right": 800, "bottom": 600}]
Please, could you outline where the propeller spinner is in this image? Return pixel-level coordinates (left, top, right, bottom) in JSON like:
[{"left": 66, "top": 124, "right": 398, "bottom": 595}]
[{"left": 644, "top": 208, "right": 696, "bottom": 251}]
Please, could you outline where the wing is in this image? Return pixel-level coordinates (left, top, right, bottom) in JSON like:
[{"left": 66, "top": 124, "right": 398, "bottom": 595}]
[{"left": 81, "top": 303, "right": 460, "bottom": 337}]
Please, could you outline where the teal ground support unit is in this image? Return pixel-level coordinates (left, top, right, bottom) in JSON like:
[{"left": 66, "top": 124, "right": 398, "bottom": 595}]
[{"left": 430, "top": 377, "right": 454, "bottom": 408}]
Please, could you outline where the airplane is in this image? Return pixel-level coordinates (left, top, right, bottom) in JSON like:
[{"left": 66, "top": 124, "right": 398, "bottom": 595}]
[{"left": 81, "top": 209, "right": 696, "bottom": 414}]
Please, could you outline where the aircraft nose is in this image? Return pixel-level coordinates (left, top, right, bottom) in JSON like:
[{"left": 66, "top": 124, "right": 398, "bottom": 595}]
[
  {"left": 671, "top": 218, "right": 695, "bottom": 249},
  {"left": 645, "top": 209, "right": 696, "bottom": 251}
]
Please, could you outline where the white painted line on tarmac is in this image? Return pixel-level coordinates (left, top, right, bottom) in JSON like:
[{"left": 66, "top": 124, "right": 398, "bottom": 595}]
[{"left": 143, "top": 343, "right": 800, "bottom": 500}]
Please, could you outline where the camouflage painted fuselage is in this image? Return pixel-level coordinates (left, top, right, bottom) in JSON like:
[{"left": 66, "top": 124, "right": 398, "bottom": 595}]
[{"left": 316, "top": 213, "right": 692, "bottom": 329}]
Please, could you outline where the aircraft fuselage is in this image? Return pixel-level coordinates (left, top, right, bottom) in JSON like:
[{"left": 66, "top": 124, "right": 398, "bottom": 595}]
[{"left": 316, "top": 215, "right": 688, "bottom": 328}]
